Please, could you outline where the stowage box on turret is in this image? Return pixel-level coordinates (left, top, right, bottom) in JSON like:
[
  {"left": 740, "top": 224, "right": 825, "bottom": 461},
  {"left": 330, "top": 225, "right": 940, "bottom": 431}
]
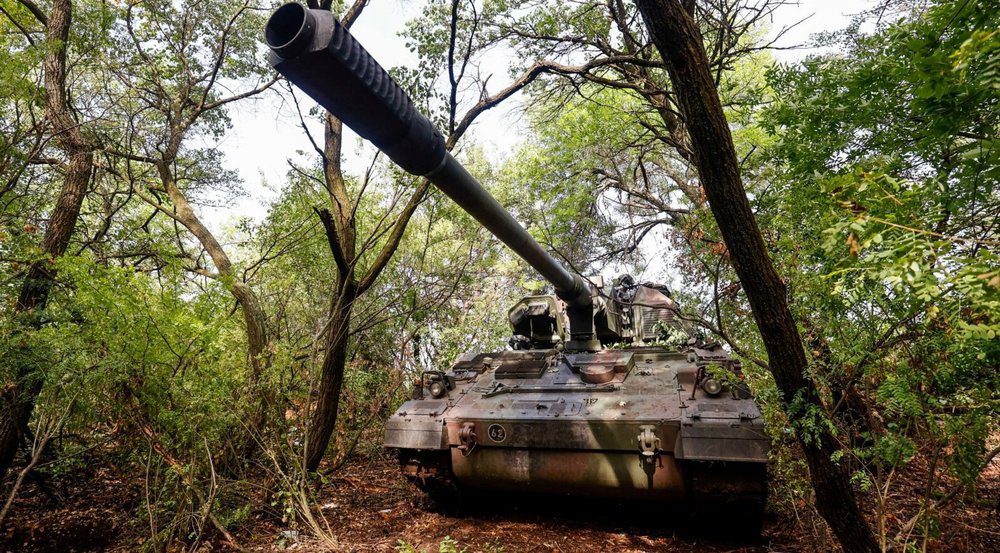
[{"left": 265, "top": 2, "right": 769, "bottom": 531}]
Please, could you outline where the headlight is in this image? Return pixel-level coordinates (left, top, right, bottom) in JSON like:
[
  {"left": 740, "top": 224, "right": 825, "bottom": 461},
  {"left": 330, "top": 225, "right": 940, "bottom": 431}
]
[
  {"left": 428, "top": 380, "right": 448, "bottom": 398},
  {"left": 701, "top": 377, "right": 723, "bottom": 396}
]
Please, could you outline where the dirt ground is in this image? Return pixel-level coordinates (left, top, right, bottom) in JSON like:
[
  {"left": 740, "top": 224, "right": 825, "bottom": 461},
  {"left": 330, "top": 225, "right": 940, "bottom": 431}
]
[
  {"left": 252, "top": 457, "right": 785, "bottom": 553},
  {"left": 1, "top": 450, "right": 997, "bottom": 552}
]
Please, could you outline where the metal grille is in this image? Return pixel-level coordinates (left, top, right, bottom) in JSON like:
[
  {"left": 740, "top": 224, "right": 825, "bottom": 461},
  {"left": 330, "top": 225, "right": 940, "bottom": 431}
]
[
  {"left": 641, "top": 307, "right": 679, "bottom": 337},
  {"left": 494, "top": 351, "right": 551, "bottom": 379}
]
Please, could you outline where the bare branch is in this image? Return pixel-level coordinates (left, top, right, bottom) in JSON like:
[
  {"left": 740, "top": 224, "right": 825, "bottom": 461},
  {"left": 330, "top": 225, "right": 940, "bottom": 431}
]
[
  {"left": 196, "top": 76, "right": 280, "bottom": 115},
  {"left": 356, "top": 179, "right": 432, "bottom": 294}
]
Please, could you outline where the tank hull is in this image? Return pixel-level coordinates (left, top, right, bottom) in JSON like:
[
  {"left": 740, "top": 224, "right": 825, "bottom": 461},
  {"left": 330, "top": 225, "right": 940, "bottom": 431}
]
[{"left": 386, "top": 346, "right": 769, "bottom": 507}]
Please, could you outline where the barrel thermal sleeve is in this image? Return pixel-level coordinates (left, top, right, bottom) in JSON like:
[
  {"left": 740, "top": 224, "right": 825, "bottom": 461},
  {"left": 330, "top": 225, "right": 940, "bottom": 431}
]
[{"left": 266, "top": 3, "right": 446, "bottom": 175}]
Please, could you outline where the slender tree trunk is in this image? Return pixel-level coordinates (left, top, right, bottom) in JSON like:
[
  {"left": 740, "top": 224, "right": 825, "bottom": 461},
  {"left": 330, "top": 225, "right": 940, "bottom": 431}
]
[
  {"left": 158, "top": 163, "right": 270, "bottom": 378},
  {"left": 303, "top": 113, "right": 358, "bottom": 472},
  {"left": 156, "top": 161, "right": 272, "bottom": 456},
  {"left": 305, "top": 280, "right": 356, "bottom": 472},
  {"left": 0, "top": 0, "right": 94, "bottom": 478},
  {"left": 633, "top": 1, "right": 879, "bottom": 551}
]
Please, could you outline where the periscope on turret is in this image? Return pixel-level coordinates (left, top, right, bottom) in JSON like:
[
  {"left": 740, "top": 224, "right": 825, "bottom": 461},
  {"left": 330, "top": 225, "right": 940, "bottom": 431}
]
[{"left": 265, "top": 2, "right": 770, "bottom": 532}]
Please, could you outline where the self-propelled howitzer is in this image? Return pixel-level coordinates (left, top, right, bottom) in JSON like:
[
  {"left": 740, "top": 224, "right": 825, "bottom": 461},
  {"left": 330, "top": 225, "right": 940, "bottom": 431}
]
[{"left": 266, "top": 2, "right": 769, "bottom": 530}]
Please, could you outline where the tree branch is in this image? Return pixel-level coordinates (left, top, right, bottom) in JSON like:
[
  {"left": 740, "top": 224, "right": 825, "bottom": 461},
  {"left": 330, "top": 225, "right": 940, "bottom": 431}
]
[
  {"left": 15, "top": 0, "right": 46, "bottom": 25},
  {"left": 340, "top": 0, "right": 368, "bottom": 28},
  {"left": 315, "top": 207, "right": 351, "bottom": 277},
  {"left": 1, "top": 5, "right": 36, "bottom": 45},
  {"left": 356, "top": 179, "right": 432, "bottom": 294}
]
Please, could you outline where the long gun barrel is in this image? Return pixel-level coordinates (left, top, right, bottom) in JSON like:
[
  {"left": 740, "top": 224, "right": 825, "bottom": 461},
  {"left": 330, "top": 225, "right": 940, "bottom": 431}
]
[{"left": 265, "top": 2, "right": 592, "bottom": 311}]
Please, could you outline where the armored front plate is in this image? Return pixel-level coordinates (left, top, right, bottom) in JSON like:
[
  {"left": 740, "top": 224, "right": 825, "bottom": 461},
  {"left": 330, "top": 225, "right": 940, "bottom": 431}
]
[{"left": 384, "top": 417, "right": 447, "bottom": 450}]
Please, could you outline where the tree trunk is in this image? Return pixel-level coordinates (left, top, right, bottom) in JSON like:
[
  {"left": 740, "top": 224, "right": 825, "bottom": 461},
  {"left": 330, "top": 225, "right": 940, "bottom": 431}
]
[
  {"left": 305, "top": 280, "right": 356, "bottom": 472},
  {"left": 633, "top": 1, "right": 879, "bottom": 551},
  {"left": 0, "top": 0, "right": 94, "bottom": 478},
  {"left": 156, "top": 162, "right": 272, "bottom": 457},
  {"left": 302, "top": 112, "right": 358, "bottom": 472},
  {"left": 158, "top": 163, "right": 270, "bottom": 379}
]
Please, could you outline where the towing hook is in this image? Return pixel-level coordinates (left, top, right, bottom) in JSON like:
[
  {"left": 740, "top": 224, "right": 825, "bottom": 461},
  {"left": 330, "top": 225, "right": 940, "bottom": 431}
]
[
  {"left": 458, "top": 422, "right": 477, "bottom": 456},
  {"left": 638, "top": 425, "right": 661, "bottom": 463}
]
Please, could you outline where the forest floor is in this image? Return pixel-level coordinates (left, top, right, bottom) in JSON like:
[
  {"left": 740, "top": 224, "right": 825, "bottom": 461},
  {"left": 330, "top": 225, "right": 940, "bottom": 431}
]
[{"left": 0, "top": 446, "right": 997, "bottom": 552}]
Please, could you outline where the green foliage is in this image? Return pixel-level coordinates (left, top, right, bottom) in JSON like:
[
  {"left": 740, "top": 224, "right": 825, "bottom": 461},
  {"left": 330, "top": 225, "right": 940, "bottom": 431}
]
[
  {"left": 646, "top": 321, "right": 691, "bottom": 349},
  {"left": 52, "top": 253, "right": 246, "bottom": 446},
  {"left": 762, "top": 0, "right": 999, "bottom": 495},
  {"left": 785, "top": 391, "right": 838, "bottom": 448}
]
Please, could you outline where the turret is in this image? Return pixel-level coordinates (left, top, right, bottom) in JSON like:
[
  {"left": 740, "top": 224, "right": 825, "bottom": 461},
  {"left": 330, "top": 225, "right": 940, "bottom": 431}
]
[{"left": 265, "top": 2, "right": 600, "bottom": 350}]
